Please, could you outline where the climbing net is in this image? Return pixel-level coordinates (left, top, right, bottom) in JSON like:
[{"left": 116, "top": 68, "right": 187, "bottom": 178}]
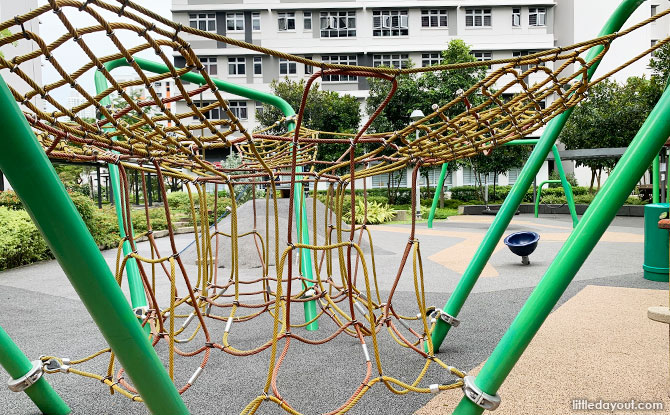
[{"left": 1, "top": 1, "right": 669, "bottom": 413}]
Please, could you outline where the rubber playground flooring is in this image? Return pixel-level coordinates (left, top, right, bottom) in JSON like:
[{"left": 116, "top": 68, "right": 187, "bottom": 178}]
[{"left": 0, "top": 213, "right": 666, "bottom": 414}]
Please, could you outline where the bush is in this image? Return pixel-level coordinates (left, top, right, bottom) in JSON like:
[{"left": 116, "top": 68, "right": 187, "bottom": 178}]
[
  {"left": 548, "top": 171, "right": 579, "bottom": 188},
  {"left": 166, "top": 191, "right": 192, "bottom": 212},
  {"left": 0, "top": 190, "right": 23, "bottom": 210},
  {"left": 343, "top": 200, "right": 395, "bottom": 224},
  {"left": 451, "top": 186, "right": 485, "bottom": 202},
  {"left": 0, "top": 207, "right": 52, "bottom": 270}
]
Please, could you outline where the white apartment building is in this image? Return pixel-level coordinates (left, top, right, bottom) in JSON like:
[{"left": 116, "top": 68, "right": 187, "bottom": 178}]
[
  {"left": 0, "top": 0, "right": 41, "bottom": 191},
  {"left": 170, "top": 0, "right": 670, "bottom": 191}
]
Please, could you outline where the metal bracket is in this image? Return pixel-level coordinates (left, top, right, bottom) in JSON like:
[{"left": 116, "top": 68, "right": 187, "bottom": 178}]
[
  {"left": 133, "top": 306, "right": 149, "bottom": 320},
  {"left": 462, "top": 376, "right": 501, "bottom": 411},
  {"left": 45, "top": 358, "right": 70, "bottom": 374},
  {"left": 431, "top": 309, "right": 460, "bottom": 328},
  {"left": 7, "top": 360, "right": 43, "bottom": 393}
]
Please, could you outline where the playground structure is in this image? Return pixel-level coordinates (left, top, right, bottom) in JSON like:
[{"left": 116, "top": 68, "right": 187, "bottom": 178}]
[{"left": 0, "top": 1, "right": 669, "bottom": 414}]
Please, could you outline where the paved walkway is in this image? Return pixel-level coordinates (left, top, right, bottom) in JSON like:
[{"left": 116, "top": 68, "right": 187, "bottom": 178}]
[{"left": 0, "top": 214, "right": 666, "bottom": 415}]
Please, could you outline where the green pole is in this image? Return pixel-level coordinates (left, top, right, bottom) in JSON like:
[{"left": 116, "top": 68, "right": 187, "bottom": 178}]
[
  {"left": 98, "top": 58, "right": 316, "bottom": 329},
  {"left": 551, "top": 145, "right": 579, "bottom": 227},
  {"left": 427, "top": 163, "right": 448, "bottom": 228},
  {"left": 0, "top": 76, "right": 189, "bottom": 415},
  {"left": 429, "top": 0, "right": 645, "bottom": 354},
  {"left": 0, "top": 326, "right": 70, "bottom": 415},
  {"left": 293, "top": 168, "right": 319, "bottom": 330},
  {"left": 534, "top": 180, "right": 573, "bottom": 220},
  {"left": 653, "top": 153, "right": 660, "bottom": 203},
  {"left": 502, "top": 139, "right": 578, "bottom": 227},
  {"left": 94, "top": 70, "right": 147, "bottom": 312},
  {"left": 453, "top": 61, "right": 670, "bottom": 415}
]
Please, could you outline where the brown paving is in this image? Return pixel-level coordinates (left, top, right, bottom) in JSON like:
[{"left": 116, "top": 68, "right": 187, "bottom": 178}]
[
  {"left": 371, "top": 225, "right": 643, "bottom": 277},
  {"left": 416, "top": 286, "right": 670, "bottom": 415}
]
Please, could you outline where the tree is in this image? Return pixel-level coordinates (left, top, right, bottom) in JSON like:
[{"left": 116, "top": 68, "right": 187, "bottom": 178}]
[
  {"left": 468, "top": 146, "right": 530, "bottom": 200},
  {"left": 367, "top": 39, "right": 508, "bottom": 201},
  {"left": 256, "top": 78, "right": 361, "bottom": 167},
  {"left": 366, "top": 39, "right": 487, "bottom": 134},
  {"left": 650, "top": 42, "right": 670, "bottom": 86},
  {"left": 559, "top": 77, "right": 660, "bottom": 191}
]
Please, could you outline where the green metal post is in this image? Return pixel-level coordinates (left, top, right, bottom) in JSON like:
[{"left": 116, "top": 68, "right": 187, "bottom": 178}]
[
  {"left": 653, "top": 153, "right": 660, "bottom": 203},
  {"left": 534, "top": 180, "right": 573, "bottom": 221},
  {"left": 98, "top": 58, "right": 316, "bottom": 329},
  {"left": 551, "top": 145, "right": 579, "bottom": 227},
  {"left": 94, "top": 70, "right": 147, "bottom": 312},
  {"left": 293, "top": 169, "right": 318, "bottom": 330},
  {"left": 0, "top": 77, "right": 189, "bottom": 414},
  {"left": 453, "top": 60, "right": 670, "bottom": 415},
  {"left": 427, "top": 163, "right": 448, "bottom": 228},
  {"left": 0, "top": 326, "right": 70, "bottom": 415},
  {"left": 430, "top": 0, "right": 645, "bottom": 354}
]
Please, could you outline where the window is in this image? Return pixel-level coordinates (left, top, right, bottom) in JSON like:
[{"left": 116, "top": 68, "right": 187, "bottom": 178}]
[
  {"left": 252, "top": 12, "right": 261, "bottom": 31},
  {"left": 651, "top": 39, "right": 659, "bottom": 57},
  {"left": 189, "top": 13, "right": 216, "bottom": 32},
  {"left": 421, "top": 10, "right": 448, "bottom": 28},
  {"left": 322, "top": 55, "right": 357, "bottom": 81},
  {"left": 278, "top": 12, "right": 296, "bottom": 31},
  {"left": 279, "top": 58, "right": 297, "bottom": 75},
  {"left": 320, "top": 11, "right": 356, "bottom": 37},
  {"left": 228, "top": 57, "right": 245, "bottom": 76},
  {"left": 507, "top": 167, "right": 520, "bottom": 184},
  {"left": 226, "top": 12, "right": 244, "bottom": 31},
  {"left": 512, "top": 8, "right": 521, "bottom": 27},
  {"left": 255, "top": 101, "right": 264, "bottom": 117},
  {"left": 652, "top": 5, "right": 658, "bottom": 16},
  {"left": 372, "top": 171, "right": 407, "bottom": 188},
  {"left": 304, "top": 11, "right": 312, "bottom": 30},
  {"left": 465, "top": 9, "right": 492, "bottom": 27},
  {"left": 193, "top": 102, "right": 220, "bottom": 120},
  {"left": 373, "top": 54, "right": 409, "bottom": 69},
  {"left": 422, "top": 52, "right": 442, "bottom": 67},
  {"left": 229, "top": 101, "right": 247, "bottom": 120},
  {"left": 199, "top": 57, "right": 218, "bottom": 75},
  {"left": 529, "top": 8, "right": 546, "bottom": 26},
  {"left": 513, "top": 50, "right": 537, "bottom": 72},
  {"left": 372, "top": 10, "right": 408, "bottom": 37},
  {"left": 462, "top": 166, "right": 476, "bottom": 186},
  {"left": 304, "top": 55, "right": 313, "bottom": 75},
  {"left": 473, "top": 51, "right": 492, "bottom": 61},
  {"left": 253, "top": 56, "right": 262, "bottom": 75}
]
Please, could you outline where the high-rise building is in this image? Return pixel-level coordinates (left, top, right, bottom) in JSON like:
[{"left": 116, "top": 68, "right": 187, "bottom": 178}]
[
  {"left": 170, "top": 0, "right": 669, "bottom": 189},
  {"left": 0, "top": 0, "right": 42, "bottom": 191}
]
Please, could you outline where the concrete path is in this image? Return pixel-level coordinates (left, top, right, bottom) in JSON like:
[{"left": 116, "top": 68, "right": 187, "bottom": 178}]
[{"left": 0, "top": 213, "right": 666, "bottom": 415}]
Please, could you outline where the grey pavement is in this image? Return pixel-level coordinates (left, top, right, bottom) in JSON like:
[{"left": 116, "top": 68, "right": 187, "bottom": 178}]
[{"left": 0, "top": 213, "right": 665, "bottom": 415}]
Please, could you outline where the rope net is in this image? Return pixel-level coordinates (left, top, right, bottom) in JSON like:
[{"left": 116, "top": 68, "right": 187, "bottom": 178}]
[{"left": 1, "top": 1, "right": 668, "bottom": 413}]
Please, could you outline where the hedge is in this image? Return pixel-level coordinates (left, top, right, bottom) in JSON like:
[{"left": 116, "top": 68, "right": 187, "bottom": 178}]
[{"left": 0, "top": 207, "right": 52, "bottom": 270}]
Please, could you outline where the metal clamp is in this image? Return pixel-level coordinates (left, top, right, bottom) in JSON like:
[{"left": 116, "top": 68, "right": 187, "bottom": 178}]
[
  {"left": 7, "top": 361, "right": 43, "bottom": 393},
  {"left": 45, "top": 358, "right": 70, "bottom": 374},
  {"left": 462, "top": 376, "right": 501, "bottom": 411},
  {"left": 133, "top": 306, "right": 149, "bottom": 320},
  {"left": 431, "top": 309, "right": 460, "bottom": 328}
]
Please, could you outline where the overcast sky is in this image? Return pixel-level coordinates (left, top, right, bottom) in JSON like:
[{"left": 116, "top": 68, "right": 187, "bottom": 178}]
[{"left": 36, "top": 0, "right": 173, "bottom": 108}]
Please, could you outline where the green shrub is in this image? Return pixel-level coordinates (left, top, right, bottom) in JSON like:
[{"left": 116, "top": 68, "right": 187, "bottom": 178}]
[
  {"left": 131, "top": 208, "right": 173, "bottom": 233},
  {"left": 89, "top": 207, "right": 122, "bottom": 250},
  {"left": 166, "top": 191, "right": 192, "bottom": 212},
  {"left": 548, "top": 171, "right": 579, "bottom": 188},
  {"left": 343, "top": 200, "right": 395, "bottom": 224},
  {"left": 0, "top": 207, "right": 52, "bottom": 270},
  {"left": 0, "top": 190, "right": 23, "bottom": 210}
]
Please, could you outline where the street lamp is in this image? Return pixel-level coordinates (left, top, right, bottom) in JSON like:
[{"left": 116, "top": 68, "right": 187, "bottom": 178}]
[{"left": 410, "top": 109, "right": 425, "bottom": 219}]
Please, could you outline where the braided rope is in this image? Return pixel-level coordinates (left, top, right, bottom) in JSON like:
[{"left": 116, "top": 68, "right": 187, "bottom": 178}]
[{"left": 2, "top": 1, "right": 667, "bottom": 414}]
